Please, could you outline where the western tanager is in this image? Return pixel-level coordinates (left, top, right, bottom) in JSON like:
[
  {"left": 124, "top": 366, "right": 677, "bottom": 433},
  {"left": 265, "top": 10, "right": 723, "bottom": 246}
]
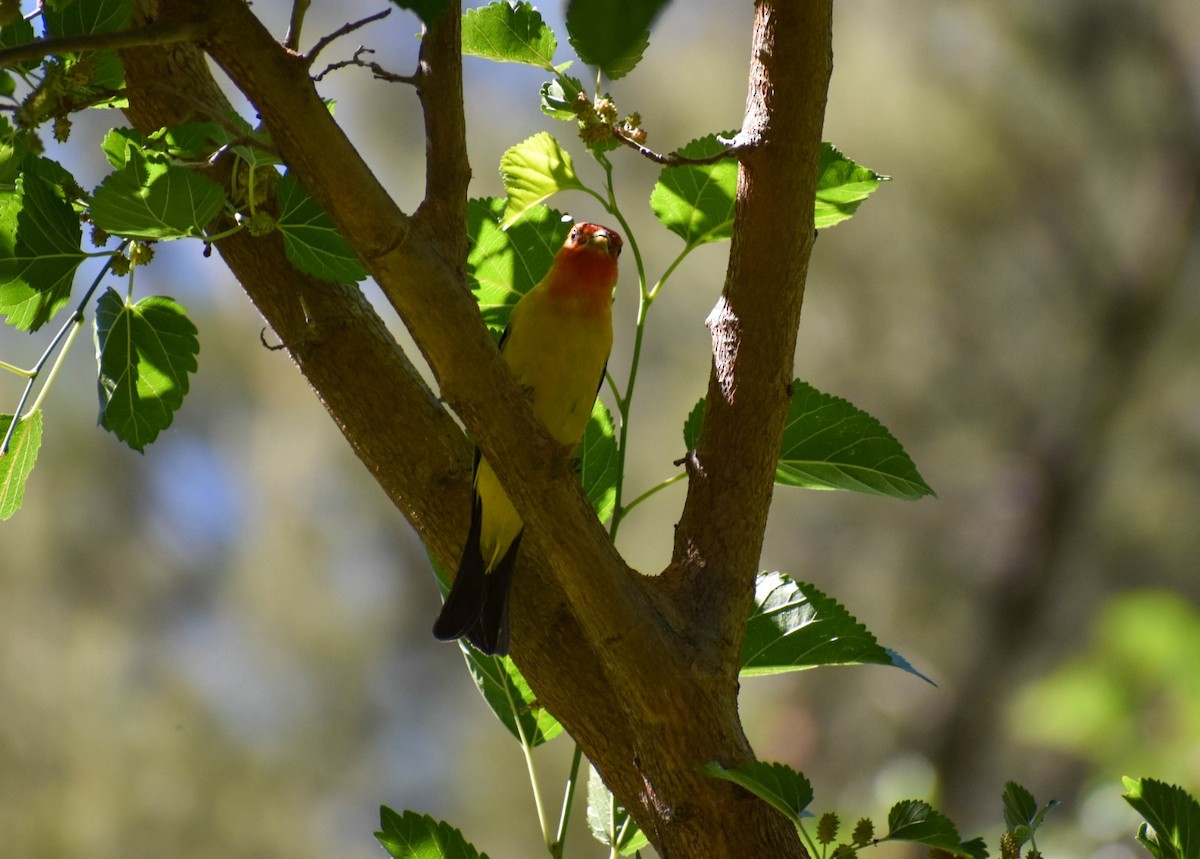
[{"left": 433, "top": 222, "right": 623, "bottom": 655}]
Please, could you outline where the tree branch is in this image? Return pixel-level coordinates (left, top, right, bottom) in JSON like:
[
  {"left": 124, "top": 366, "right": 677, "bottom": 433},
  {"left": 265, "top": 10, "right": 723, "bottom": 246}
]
[
  {"left": 303, "top": 8, "right": 391, "bottom": 67},
  {"left": 612, "top": 127, "right": 752, "bottom": 165},
  {"left": 664, "top": 0, "right": 834, "bottom": 677},
  {"left": 0, "top": 20, "right": 201, "bottom": 69}
]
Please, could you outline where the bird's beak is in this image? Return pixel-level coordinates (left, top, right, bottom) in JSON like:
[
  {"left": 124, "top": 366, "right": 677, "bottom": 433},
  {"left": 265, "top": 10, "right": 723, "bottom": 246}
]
[{"left": 588, "top": 229, "right": 621, "bottom": 258}]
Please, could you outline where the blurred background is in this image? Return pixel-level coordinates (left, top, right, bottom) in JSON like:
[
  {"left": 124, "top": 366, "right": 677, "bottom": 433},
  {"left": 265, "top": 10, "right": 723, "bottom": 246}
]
[{"left": 2, "top": 0, "right": 1198, "bottom": 856}]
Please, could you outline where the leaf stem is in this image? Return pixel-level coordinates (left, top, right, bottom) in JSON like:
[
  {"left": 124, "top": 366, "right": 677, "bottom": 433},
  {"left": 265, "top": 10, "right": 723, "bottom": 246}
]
[
  {"left": 551, "top": 744, "right": 585, "bottom": 859},
  {"left": 614, "top": 472, "right": 686, "bottom": 526},
  {"left": 506, "top": 668, "right": 553, "bottom": 853},
  {"left": 0, "top": 359, "right": 35, "bottom": 378},
  {"left": 1, "top": 248, "right": 122, "bottom": 455}
]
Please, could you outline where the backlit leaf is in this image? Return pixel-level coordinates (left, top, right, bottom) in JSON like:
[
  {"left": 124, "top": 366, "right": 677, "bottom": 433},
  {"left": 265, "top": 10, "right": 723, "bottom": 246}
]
[
  {"left": 462, "top": 644, "right": 563, "bottom": 748},
  {"left": 499, "top": 132, "right": 586, "bottom": 228},
  {"left": 580, "top": 399, "right": 617, "bottom": 525},
  {"left": 94, "top": 288, "right": 199, "bottom": 452},
  {"left": 815, "top": 142, "right": 888, "bottom": 229},
  {"left": 0, "top": 158, "right": 85, "bottom": 331},
  {"left": 462, "top": 1, "right": 556, "bottom": 68},
  {"left": 375, "top": 806, "right": 491, "bottom": 859},
  {"left": 650, "top": 131, "right": 738, "bottom": 249},
  {"left": 1123, "top": 777, "right": 1200, "bottom": 859},
  {"left": 0, "top": 410, "right": 42, "bottom": 520},
  {"left": 466, "top": 197, "right": 572, "bottom": 330}
]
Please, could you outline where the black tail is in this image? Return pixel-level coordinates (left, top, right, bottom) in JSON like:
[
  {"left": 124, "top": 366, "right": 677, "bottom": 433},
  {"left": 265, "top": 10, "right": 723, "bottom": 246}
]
[{"left": 432, "top": 495, "right": 522, "bottom": 656}]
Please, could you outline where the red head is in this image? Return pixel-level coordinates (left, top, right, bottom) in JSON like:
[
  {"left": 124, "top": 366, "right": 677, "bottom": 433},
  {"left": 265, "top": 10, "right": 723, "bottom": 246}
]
[{"left": 544, "top": 222, "right": 622, "bottom": 314}]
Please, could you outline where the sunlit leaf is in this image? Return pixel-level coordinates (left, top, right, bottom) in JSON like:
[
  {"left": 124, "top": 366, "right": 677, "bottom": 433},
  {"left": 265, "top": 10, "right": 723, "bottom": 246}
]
[
  {"left": 580, "top": 399, "right": 617, "bottom": 525},
  {"left": 815, "top": 142, "right": 888, "bottom": 230},
  {"left": 91, "top": 148, "right": 226, "bottom": 240},
  {"left": 462, "top": 644, "right": 563, "bottom": 748},
  {"left": 884, "top": 800, "right": 988, "bottom": 859},
  {"left": 375, "top": 806, "right": 492, "bottom": 859},
  {"left": 1123, "top": 777, "right": 1200, "bottom": 859},
  {"left": 741, "top": 571, "right": 933, "bottom": 682},
  {"left": 650, "top": 131, "right": 738, "bottom": 249},
  {"left": 94, "top": 288, "right": 199, "bottom": 452},
  {"left": 462, "top": 1, "right": 556, "bottom": 68},
  {"left": 540, "top": 74, "right": 584, "bottom": 121},
  {"left": 0, "top": 158, "right": 85, "bottom": 331},
  {"left": 499, "top": 132, "right": 586, "bottom": 228},
  {"left": 701, "top": 760, "right": 813, "bottom": 826},
  {"left": 466, "top": 197, "right": 572, "bottom": 330},
  {"left": 0, "top": 410, "right": 42, "bottom": 520},
  {"left": 275, "top": 172, "right": 368, "bottom": 283}
]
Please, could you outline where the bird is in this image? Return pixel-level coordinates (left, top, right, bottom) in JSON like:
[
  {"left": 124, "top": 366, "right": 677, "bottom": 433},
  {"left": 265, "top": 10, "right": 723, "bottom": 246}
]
[{"left": 432, "top": 222, "right": 623, "bottom": 656}]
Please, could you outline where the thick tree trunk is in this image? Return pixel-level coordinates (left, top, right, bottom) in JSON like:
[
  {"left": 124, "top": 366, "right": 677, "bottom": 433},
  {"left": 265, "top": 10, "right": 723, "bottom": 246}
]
[{"left": 125, "top": 1, "right": 833, "bottom": 855}]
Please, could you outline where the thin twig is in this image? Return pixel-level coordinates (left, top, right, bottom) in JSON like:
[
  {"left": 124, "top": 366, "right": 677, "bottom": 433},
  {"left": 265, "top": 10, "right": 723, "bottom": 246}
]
[
  {"left": 612, "top": 128, "right": 750, "bottom": 166},
  {"left": 304, "top": 8, "right": 391, "bottom": 67},
  {"left": 314, "top": 46, "right": 418, "bottom": 84},
  {"left": 284, "top": 0, "right": 311, "bottom": 52},
  {"left": 0, "top": 20, "right": 203, "bottom": 69}
]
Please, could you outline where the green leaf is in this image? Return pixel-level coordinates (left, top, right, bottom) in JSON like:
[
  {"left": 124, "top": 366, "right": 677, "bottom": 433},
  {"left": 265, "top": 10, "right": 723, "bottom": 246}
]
[
  {"left": 499, "top": 132, "right": 586, "bottom": 229},
  {"left": 565, "top": 0, "right": 668, "bottom": 80},
  {"left": 275, "top": 172, "right": 368, "bottom": 283},
  {"left": 94, "top": 288, "right": 199, "bottom": 452},
  {"left": 540, "top": 74, "right": 584, "bottom": 121},
  {"left": 462, "top": 643, "right": 563, "bottom": 748},
  {"left": 0, "top": 158, "right": 86, "bottom": 331},
  {"left": 741, "top": 571, "right": 933, "bottom": 682},
  {"left": 815, "top": 142, "right": 888, "bottom": 230},
  {"left": 776, "top": 380, "right": 934, "bottom": 499},
  {"left": 100, "top": 127, "right": 143, "bottom": 169},
  {"left": 1002, "top": 782, "right": 1037, "bottom": 835},
  {"left": 701, "top": 760, "right": 813, "bottom": 826},
  {"left": 580, "top": 398, "right": 617, "bottom": 525},
  {"left": 90, "top": 148, "right": 226, "bottom": 240},
  {"left": 587, "top": 765, "right": 649, "bottom": 855},
  {"left": 466, "top": 197, "right": 573, "bottom": 331},
  {"left": 884, "top": 800, "right": 988, "bottom": 859},
  {"left": 649, "top": 132, "right": 738, "bottom": 249},
  {"left": 375, "top": 806, "right": 492, "bottom": 859},
  {"left": 1123, "top": 777, "right": 1200, "bottom": 859},
  {"left": 389, "top": 0, "right": 451, "bottom": 28},
  {"left": 1001, "top": 781, "right": 1058, "bottom": 847},
  {"left": 0, "top": 16, "right": 38, "bottom": 74},
  {"left": 0, "top": 118, "right": 29, "bottom": 185},
  {"left": 462, "top": 1, "right": 556, "bottom": 68},
  {"left": 0, "top": 410, "right": 42, "bottom": 520},
  {"left": 682, "top": 397, "right": 703, "bottom": 450},
  {"left": 42, "top": 0, "right": 131, "bottom": 92}
]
